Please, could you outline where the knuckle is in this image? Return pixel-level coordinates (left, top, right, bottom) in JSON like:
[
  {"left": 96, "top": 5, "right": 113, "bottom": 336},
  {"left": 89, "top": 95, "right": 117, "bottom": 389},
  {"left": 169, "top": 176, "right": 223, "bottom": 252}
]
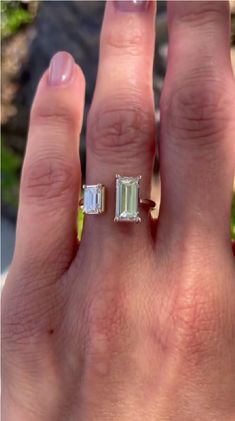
[
  {"left": 102, "top": 21, "right": 144, "bottom": 56},
  {"left": 174, "top": 293, "right": 216, "bottom": 346},
  {"left": 21, "top": 157, "right": 77, "bottom": 204},
  {"left": 169, "top": 279, "right": 234, "bottom": 360},
  {"left": 30, "top": 101, "right": 78, "bottom": 134},
  {"left": 87, "top": 99, "right": 155, "bottom": 163},
  {"left": 161, "top": 83, "right": 234, "bottom": 149},
  {"left": 176, "top": 3, "right": 228, "bottom": 27},
  {"left": 82, "top": 287, "right": 130, "bottom": 379}
]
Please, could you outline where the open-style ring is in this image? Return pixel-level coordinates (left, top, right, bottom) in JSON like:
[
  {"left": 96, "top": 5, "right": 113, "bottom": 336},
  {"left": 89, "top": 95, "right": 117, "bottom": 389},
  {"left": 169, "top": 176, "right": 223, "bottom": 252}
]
[
  {"left": 79, "top": 177, "right": 156, "bottom": 222},
  {"left": 114, "top": 175, "right": 156, "bottom": 223}
]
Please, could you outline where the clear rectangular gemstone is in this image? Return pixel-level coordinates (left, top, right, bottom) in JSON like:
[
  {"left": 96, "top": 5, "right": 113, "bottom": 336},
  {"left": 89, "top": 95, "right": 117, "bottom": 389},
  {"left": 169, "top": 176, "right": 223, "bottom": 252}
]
[
  {"left": 115, "top": 175, "right": 141, "bottom": 222},
  {"left": 83, "top": 184, "right": 105, "bottom": 214}
]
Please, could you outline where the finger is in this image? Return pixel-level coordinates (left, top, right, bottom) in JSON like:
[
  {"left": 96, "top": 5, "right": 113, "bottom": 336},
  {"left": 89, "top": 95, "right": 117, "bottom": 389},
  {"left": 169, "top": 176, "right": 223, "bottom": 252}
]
[
  {"left": 13, "top": 52, "right": 85, "bottom": 278},
  {"left": 158, "top": 1, "right": 235, "bottom": 252},
  {"left": 83, "top": 0, "right": 157, "bottom": 245}
]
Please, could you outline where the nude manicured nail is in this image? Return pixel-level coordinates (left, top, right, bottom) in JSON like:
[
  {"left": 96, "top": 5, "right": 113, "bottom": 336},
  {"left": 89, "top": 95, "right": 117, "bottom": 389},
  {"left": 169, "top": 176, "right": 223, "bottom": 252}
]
[
  {"left": 48, "top": 51, "right": 75, "bottom": 86},
  {"left": 114, "top": 0, "right": 149, "bottom": 12}
]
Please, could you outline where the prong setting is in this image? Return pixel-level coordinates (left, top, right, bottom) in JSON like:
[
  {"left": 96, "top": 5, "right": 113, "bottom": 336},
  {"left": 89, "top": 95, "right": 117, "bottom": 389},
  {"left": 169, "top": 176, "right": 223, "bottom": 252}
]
[{"left": 115, "top": 175, "right": 141, "bottom": 223}]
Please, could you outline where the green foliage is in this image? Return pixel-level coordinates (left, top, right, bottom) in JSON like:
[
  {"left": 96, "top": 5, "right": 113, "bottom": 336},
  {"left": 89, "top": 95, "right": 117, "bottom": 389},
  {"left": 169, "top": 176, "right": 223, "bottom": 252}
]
[
  {"left": 77, "top": 205, "right": 84, "bottom": 240},
  {"left": 1, "top": 1, "right": 33, "bottom": 38},
  {"left": 1, "top": 140, "right": 22, "bottom": 208},
  {"left": 231, "top": 193, "right": 235, "bottom": 240}
]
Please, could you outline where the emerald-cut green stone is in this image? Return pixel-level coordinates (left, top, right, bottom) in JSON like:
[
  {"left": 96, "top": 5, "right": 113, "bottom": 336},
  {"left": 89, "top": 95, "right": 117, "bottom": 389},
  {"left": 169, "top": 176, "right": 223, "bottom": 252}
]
[{"left": 115, "top": 175, "right": 141, "bottom": 222}]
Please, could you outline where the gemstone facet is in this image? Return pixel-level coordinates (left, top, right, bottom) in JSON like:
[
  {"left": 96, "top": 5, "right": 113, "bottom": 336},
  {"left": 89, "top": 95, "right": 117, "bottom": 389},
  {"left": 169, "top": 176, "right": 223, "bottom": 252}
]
[
  {"left": 115, "top": 175, "right": 141, "bottom": 222},
  {"left": 83, "top": 184, "right": 105, "bottom": 214}
]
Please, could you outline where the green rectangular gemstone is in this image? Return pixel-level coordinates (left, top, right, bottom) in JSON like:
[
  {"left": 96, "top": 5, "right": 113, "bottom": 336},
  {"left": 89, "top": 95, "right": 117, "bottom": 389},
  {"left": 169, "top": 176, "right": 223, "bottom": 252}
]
[{"left": 115, "top": 175, "right": 141, "bottom": 222}]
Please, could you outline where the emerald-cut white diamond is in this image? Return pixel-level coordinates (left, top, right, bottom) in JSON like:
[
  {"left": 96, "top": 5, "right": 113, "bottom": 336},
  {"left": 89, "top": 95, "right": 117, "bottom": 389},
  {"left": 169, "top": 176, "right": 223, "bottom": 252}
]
[
  {"left": 83, "top": 184, "right": 105, "bottom": 214},
  {"left": 115, "top": 175, "right": 141, "bottom": 222}
]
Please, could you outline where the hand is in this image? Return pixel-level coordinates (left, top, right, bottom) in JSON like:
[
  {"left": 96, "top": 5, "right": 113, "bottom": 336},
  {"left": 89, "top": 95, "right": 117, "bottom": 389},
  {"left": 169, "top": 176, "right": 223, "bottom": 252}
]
[{"left": 2, "top": 1, "right": 235, "bottom": 420}]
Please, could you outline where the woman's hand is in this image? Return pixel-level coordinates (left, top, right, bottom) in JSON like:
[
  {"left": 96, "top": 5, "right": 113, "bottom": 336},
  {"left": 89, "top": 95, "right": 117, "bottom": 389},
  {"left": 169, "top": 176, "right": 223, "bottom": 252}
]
[{"left": 2, "top": 1, "right": 235, "bottom": 420}]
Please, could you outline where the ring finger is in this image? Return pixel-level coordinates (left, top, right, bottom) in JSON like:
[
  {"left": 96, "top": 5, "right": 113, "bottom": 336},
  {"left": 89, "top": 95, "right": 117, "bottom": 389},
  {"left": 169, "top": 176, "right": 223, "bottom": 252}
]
[{"left": 83, "top": 0, "right": 157, "bottom": 250}]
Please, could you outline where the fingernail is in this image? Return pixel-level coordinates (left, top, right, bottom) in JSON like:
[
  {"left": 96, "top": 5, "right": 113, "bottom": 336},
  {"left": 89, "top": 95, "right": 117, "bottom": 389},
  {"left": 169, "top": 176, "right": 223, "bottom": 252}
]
[
  {"left": 114, "top": 0, "right": 149, "bottom": 12},
  {"left": 48, "top": 51, "right": 75, "bottom": 86}
]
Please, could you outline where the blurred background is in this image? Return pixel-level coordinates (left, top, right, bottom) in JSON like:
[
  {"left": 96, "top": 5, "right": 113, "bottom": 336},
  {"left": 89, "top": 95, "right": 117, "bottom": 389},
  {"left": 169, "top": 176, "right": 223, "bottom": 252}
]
[{"left": 1, "top": 0, "right": 235, "bottom": 280}]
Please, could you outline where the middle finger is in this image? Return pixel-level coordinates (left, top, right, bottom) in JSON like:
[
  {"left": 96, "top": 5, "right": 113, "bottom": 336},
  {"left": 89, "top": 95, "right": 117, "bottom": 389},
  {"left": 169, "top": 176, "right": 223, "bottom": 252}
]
[{"left": 83, "top": 0, "right": 157, "bottom": 248}]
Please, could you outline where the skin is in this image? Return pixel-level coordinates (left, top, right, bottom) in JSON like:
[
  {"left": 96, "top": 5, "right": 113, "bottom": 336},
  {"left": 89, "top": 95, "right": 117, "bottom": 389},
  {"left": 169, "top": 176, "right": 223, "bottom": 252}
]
[{"left": 2, "top": 1, "right": 235, "bottom": 420}]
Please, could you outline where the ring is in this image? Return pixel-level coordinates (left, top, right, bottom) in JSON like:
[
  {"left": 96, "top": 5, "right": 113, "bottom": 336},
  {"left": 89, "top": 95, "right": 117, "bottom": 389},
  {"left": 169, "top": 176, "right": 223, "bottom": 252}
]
[
  {"left": 114, "top": 175, "right": 156, "bottom": 223},
  {"left": 79, "top": 184, "right": 105, "bottom": 214},
  {"left": 79, "top": 176, "right": 156, "bottom": 222}
]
